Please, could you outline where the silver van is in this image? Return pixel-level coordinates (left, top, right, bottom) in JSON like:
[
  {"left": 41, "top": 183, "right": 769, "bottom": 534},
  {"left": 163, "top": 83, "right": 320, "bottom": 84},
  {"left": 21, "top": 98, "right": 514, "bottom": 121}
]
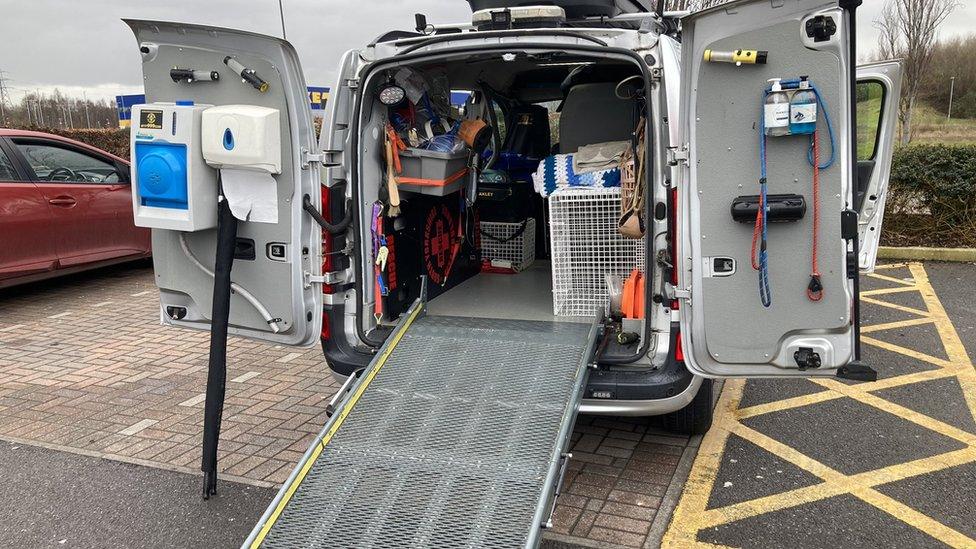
[{"left": 127, "top": 0, "right": 901, "bottom": 545}]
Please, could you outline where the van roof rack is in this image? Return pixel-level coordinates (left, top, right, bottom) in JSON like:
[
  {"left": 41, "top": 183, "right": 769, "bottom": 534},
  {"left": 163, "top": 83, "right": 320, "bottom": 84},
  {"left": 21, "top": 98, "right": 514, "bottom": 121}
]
[{"left": 465, "top": 1, "right": 656, "bottom": 18}]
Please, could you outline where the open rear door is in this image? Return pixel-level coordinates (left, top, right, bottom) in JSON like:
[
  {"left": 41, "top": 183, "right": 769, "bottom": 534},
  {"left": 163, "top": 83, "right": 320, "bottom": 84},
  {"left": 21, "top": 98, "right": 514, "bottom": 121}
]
[
  {"left": 677, "top": 0, "right": 864, "bottom": 377},
  {"left": 125, "top": 20, "right": 322, "bottom": 346},
  {"left": 855, "top": 61, "right": 902, "bottom": 272}
]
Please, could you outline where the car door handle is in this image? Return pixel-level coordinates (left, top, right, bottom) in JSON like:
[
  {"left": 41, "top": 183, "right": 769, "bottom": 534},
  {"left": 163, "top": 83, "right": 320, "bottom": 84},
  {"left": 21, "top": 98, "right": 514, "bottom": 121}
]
[{"left": 48, "top": 196, "right": 77, "bottom": 207}]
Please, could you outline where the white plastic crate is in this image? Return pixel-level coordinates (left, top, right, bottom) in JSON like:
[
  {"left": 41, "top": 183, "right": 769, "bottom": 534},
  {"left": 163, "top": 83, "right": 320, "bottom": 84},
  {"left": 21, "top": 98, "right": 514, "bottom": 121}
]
[
  {"left": 548, "top": 188, "right": 646, "bottom": 316},
  {"left": 480, "top": 219, "right": 536, "bottom": 272}
]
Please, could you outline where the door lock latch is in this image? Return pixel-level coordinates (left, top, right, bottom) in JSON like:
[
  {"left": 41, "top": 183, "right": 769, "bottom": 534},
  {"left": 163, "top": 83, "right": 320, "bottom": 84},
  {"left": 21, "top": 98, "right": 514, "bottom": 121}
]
[
  {"left": 805, "top": 15, "right": 837, "bottom": 43},
  {"left": 793, "top": 347, "right": 822, "bottom": 370}
]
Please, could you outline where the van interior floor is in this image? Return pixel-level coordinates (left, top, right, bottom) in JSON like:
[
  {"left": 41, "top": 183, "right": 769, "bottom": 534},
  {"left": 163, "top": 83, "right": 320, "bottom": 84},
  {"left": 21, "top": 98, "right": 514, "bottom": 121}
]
[{"left": 426, "top": 261, "right": 587, "bottom": 323}]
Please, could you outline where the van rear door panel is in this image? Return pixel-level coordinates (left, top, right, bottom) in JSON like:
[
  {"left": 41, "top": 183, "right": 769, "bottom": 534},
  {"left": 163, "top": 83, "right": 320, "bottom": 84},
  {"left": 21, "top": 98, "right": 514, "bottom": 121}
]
[
  {"left": 678, "top": 0, "right": 857, "bottom": 377},
  {"left": 855, "top": 61, "right": 902, "bottom": 272},
  {"left": 125, "top": 20, "right": 322, "bottom": 346}
]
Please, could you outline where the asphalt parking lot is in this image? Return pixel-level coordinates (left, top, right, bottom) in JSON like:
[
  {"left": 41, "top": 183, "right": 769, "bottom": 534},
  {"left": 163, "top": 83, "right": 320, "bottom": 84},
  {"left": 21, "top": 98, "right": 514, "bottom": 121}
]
[
  {"left": 663, "top": 262, "right": 976, "bottom": 549},
  {"left": 1, "top": 261, "right": 974, "bottom": 548}
]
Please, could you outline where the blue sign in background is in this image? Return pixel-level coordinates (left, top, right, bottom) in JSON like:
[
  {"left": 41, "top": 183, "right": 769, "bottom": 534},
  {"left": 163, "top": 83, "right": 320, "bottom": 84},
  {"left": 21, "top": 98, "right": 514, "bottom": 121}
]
[{"left": 308, "top": 87, "right": 330, "bottom": 111}]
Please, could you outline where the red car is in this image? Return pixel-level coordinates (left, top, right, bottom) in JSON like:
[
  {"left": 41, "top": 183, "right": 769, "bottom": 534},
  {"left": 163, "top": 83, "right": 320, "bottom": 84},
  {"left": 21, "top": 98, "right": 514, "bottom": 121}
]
[{"left": 0, "top": 129, "right": 150, "bottom": 288}]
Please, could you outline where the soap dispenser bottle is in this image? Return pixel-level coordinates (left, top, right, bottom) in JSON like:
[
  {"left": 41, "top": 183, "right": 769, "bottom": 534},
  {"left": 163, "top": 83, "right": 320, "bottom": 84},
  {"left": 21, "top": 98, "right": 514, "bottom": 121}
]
[{"left": 764, "top": 78, "right": 791, "bottom": 137}]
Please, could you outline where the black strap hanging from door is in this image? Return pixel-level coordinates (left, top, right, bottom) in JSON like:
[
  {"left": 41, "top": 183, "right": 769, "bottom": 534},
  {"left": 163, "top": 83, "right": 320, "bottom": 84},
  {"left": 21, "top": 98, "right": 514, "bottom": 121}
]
[{"left": 201, "top": 189, "right": 238, "bottom": 499}]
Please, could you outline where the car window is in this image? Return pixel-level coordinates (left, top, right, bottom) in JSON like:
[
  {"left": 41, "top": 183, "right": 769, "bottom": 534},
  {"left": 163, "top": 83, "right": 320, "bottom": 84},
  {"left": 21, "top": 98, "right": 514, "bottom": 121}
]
[
  {"left": 12, "top": 141, "right": 121, "bottom": 184},
  {"left": 0, "top": 147, "right": 19, "bottom": 181},
  {"left": 856, "top": 80, "right": 885, "bottom": 161}
]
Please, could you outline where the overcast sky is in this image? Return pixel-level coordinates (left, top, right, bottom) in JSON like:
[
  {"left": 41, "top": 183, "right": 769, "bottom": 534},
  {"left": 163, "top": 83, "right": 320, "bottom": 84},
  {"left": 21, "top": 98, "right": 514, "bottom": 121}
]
[{"left": 1, "top": 0, "right": 974, "bottom": 104}]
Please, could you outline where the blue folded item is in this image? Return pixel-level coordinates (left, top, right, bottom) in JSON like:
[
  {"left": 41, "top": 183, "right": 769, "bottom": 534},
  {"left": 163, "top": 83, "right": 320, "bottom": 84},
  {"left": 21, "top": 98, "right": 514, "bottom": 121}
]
[{"left": 531, "top": 153, "right": 621, "bottom": 197}]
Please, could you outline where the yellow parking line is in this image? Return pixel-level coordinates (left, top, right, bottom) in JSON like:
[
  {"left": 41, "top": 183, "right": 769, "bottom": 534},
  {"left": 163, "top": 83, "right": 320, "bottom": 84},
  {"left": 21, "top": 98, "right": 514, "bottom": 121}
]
[
  {"left": 861, "top": 317, "right": 938, "bottom": 334},
  {"left": 861, "top": 335, "right": 953, "bottom": 369},
  {"left": 736, "top": 390, "right": 840, "bottom": 419},
  {"left": 855, "top": 488, "right": 976, "bottom": 549},
  {"left": 867, "top": 272, "right": 918, "bottom": 287},
  {"left": 860, "top": 296, "right": 931, "bottom": 318},
  {"left": 874, "top": 262, "right": 910, "bottom": 271},
  {"left": 663, "top": 263, "right": 976, "bottom": 548},
  {"left": 661, "top": 380, "right": 744, "bottom": 548},
  {"left": 862, "top": 285, "right": 925, "bottom": 297},
  {"left": 813, "top": 378, "right": 976, "bottom": 445}
]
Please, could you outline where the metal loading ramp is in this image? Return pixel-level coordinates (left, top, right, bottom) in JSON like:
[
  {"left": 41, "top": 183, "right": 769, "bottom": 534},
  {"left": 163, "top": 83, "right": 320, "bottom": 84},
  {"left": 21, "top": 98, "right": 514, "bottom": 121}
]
[{"left": 245, "top": 306, "right": 598, "bottom": 549}]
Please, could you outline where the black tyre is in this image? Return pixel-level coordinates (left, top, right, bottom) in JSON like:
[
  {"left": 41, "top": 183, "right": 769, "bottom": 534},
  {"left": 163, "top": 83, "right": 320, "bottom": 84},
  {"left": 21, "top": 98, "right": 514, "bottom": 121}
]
[{"left": 662, "top": 378, "right": 714, "bottom": 435}]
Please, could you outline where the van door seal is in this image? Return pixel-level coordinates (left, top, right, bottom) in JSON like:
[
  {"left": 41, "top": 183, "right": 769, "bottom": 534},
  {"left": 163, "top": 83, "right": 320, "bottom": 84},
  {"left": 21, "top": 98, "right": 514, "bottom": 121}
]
[{"left": 396, "top": 29, "right": 608, "bottom": 56}]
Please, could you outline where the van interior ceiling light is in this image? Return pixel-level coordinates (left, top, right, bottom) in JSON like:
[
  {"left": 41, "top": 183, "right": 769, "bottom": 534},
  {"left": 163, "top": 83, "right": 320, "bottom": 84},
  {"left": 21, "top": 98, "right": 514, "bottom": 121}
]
[
  {"left": 749, "top": 75, "right": 835, "bottom": 308},
  {"left": 222, "top": 56, "right": 269, "bottom": 92},
  {"left": 169, "top": 67, "right": 220, "bottom": 84},
  {"left": 703, "top": 48, "right": 769, "bottom": 66}
]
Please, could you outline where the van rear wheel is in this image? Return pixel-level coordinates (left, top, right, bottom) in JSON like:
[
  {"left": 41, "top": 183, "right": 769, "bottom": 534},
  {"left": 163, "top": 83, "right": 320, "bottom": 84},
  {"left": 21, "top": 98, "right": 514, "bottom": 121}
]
[{"left": 662, "top": 378, "right": 713, "bottom": 436}]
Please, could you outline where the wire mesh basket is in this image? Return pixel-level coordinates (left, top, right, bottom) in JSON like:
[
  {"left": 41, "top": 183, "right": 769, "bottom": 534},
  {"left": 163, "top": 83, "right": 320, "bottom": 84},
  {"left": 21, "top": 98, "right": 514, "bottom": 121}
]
[
  {"left": 549, "top": 188, "right": 646, "bottom": 316},
  {"left": 480, "top": 219, "right": 536, "bottom": 272}
]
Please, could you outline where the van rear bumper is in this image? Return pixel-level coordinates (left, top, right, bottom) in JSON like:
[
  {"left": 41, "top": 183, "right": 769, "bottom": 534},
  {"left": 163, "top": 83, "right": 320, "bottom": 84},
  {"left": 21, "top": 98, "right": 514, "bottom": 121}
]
[{"left": 580, "top": 375, "right": 701, "bottom": 416}]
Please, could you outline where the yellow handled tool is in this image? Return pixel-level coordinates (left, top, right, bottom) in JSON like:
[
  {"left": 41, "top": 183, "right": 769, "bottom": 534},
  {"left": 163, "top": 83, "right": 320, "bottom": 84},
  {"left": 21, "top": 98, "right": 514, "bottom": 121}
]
[{"left": 703, "top": 49, "right": 768, "bottom": 65}]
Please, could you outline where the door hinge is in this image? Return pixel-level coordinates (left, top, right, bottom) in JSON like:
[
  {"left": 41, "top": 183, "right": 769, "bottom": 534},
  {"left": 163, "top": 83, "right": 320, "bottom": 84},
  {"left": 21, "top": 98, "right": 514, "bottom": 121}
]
[
  {"left": 302, "top": 148, "right": 341, "bottom": 169},
  {"left": 667, "top": 285, "right": 691, "bottom": 301},
  {"left": 667, "top": 145, "right": 689, "bottom": 166},
  {"left": 304, "top": 271, "right": 346, "bottom": 288},
  {"left": 302, "top": 271, "right": 346, "bottom": 289}
]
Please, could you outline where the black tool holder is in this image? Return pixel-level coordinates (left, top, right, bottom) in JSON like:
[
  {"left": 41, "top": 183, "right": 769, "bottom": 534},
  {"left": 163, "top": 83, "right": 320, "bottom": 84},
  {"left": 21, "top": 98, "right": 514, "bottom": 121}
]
[{"left": 731, "top": 194, "right": 806, "bottom": 223}]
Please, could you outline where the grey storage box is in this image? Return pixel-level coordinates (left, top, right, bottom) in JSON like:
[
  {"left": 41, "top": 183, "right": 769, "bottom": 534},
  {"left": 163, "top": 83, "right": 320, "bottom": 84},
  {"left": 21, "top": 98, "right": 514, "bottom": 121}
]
[{"left": 397, "top": 148, "right": 470, "bottom": 196}]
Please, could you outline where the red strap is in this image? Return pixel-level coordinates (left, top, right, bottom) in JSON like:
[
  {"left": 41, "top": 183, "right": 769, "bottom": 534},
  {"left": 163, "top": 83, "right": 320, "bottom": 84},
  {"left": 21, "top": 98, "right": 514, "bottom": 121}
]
[
  {"left": 751, "top": 193, "right": 764, "bottom": 271},
  {"left": 807, "top": 129, "right": 823, "bottom": 302}
]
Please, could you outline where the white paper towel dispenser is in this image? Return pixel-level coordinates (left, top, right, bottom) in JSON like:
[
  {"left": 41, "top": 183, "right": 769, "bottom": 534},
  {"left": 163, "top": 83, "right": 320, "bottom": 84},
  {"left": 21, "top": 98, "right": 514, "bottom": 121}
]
[
  {"left": 201, "top": 105, "right": 282, "bottom": 223},
  {"left": 201, "top": 105, "right": 281, "bottom": 173}
]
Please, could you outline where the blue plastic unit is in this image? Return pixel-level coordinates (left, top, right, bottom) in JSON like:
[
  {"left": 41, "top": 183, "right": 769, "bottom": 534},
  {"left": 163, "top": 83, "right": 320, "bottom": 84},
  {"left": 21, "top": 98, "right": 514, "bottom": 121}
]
[{"left": 135, "top": 141, "right": 189, "bottom": 210}]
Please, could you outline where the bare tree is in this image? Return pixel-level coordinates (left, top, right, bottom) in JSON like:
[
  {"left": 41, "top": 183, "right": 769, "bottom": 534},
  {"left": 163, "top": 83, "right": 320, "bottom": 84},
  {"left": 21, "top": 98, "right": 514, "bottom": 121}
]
[{"left": 875, "top": 0, "right": 958, "bottom": 143}]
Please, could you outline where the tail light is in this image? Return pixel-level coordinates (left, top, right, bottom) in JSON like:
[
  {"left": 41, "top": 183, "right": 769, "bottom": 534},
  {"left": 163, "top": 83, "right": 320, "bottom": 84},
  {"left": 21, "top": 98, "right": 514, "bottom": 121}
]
[
  {"left": 321, "top": 311, "right": 331, "bottom": 341},
  {"left": 674, "top": 330, "right": 684, "bottom": 362}
]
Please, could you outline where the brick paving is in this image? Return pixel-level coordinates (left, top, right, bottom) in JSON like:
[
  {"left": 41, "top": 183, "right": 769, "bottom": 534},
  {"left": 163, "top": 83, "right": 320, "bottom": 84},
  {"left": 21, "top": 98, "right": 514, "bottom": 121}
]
[
  {"left": 0, "top": 263, "right": 336, "bottom": 487},
  {"left": 0, "top": 263, "right": 692, "bottom": 548}
]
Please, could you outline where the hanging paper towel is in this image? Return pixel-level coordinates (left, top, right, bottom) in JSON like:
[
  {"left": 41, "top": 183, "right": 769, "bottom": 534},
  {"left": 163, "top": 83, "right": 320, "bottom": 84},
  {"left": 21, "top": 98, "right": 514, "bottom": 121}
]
[{"left": 220, "top": 168, "right": 279, "bottom": 224}]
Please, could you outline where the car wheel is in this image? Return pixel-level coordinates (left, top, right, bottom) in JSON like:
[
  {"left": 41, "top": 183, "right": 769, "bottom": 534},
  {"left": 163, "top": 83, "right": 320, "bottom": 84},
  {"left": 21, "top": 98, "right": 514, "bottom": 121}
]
[{"left": 662, "top": 378, "right": 713, "bottom": 435}]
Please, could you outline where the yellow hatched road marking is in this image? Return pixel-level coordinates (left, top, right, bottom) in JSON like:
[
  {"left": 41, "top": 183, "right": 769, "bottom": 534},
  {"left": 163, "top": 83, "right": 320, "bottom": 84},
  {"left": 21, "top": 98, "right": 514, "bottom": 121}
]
[
  {"left": 662, "top": 263, "right": 976, "bottom": 548},
  {"left": 860, "top": 295, "right": 931, "bottom": 318},
  {"left": 873, "top": 262, "right": 910, "bottom": 271},
  {"left": 861, "top": 316, "right": 937, "bottom": 333},
  {"left": 866, "top": 272, "right": 917, "bottom": 287},
  {"left": 249, "top": 304, "right": 425, "bottom": 548},
  {"left": 861, "top": 285, "right": 924, "bottom": 297}
]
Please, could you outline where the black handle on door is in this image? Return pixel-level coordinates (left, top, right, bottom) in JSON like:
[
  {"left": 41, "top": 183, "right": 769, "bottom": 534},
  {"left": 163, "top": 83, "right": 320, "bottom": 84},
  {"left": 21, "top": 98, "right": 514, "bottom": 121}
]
[{"left": 48, "top": 196, "right": 77, "bottom": 207}]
